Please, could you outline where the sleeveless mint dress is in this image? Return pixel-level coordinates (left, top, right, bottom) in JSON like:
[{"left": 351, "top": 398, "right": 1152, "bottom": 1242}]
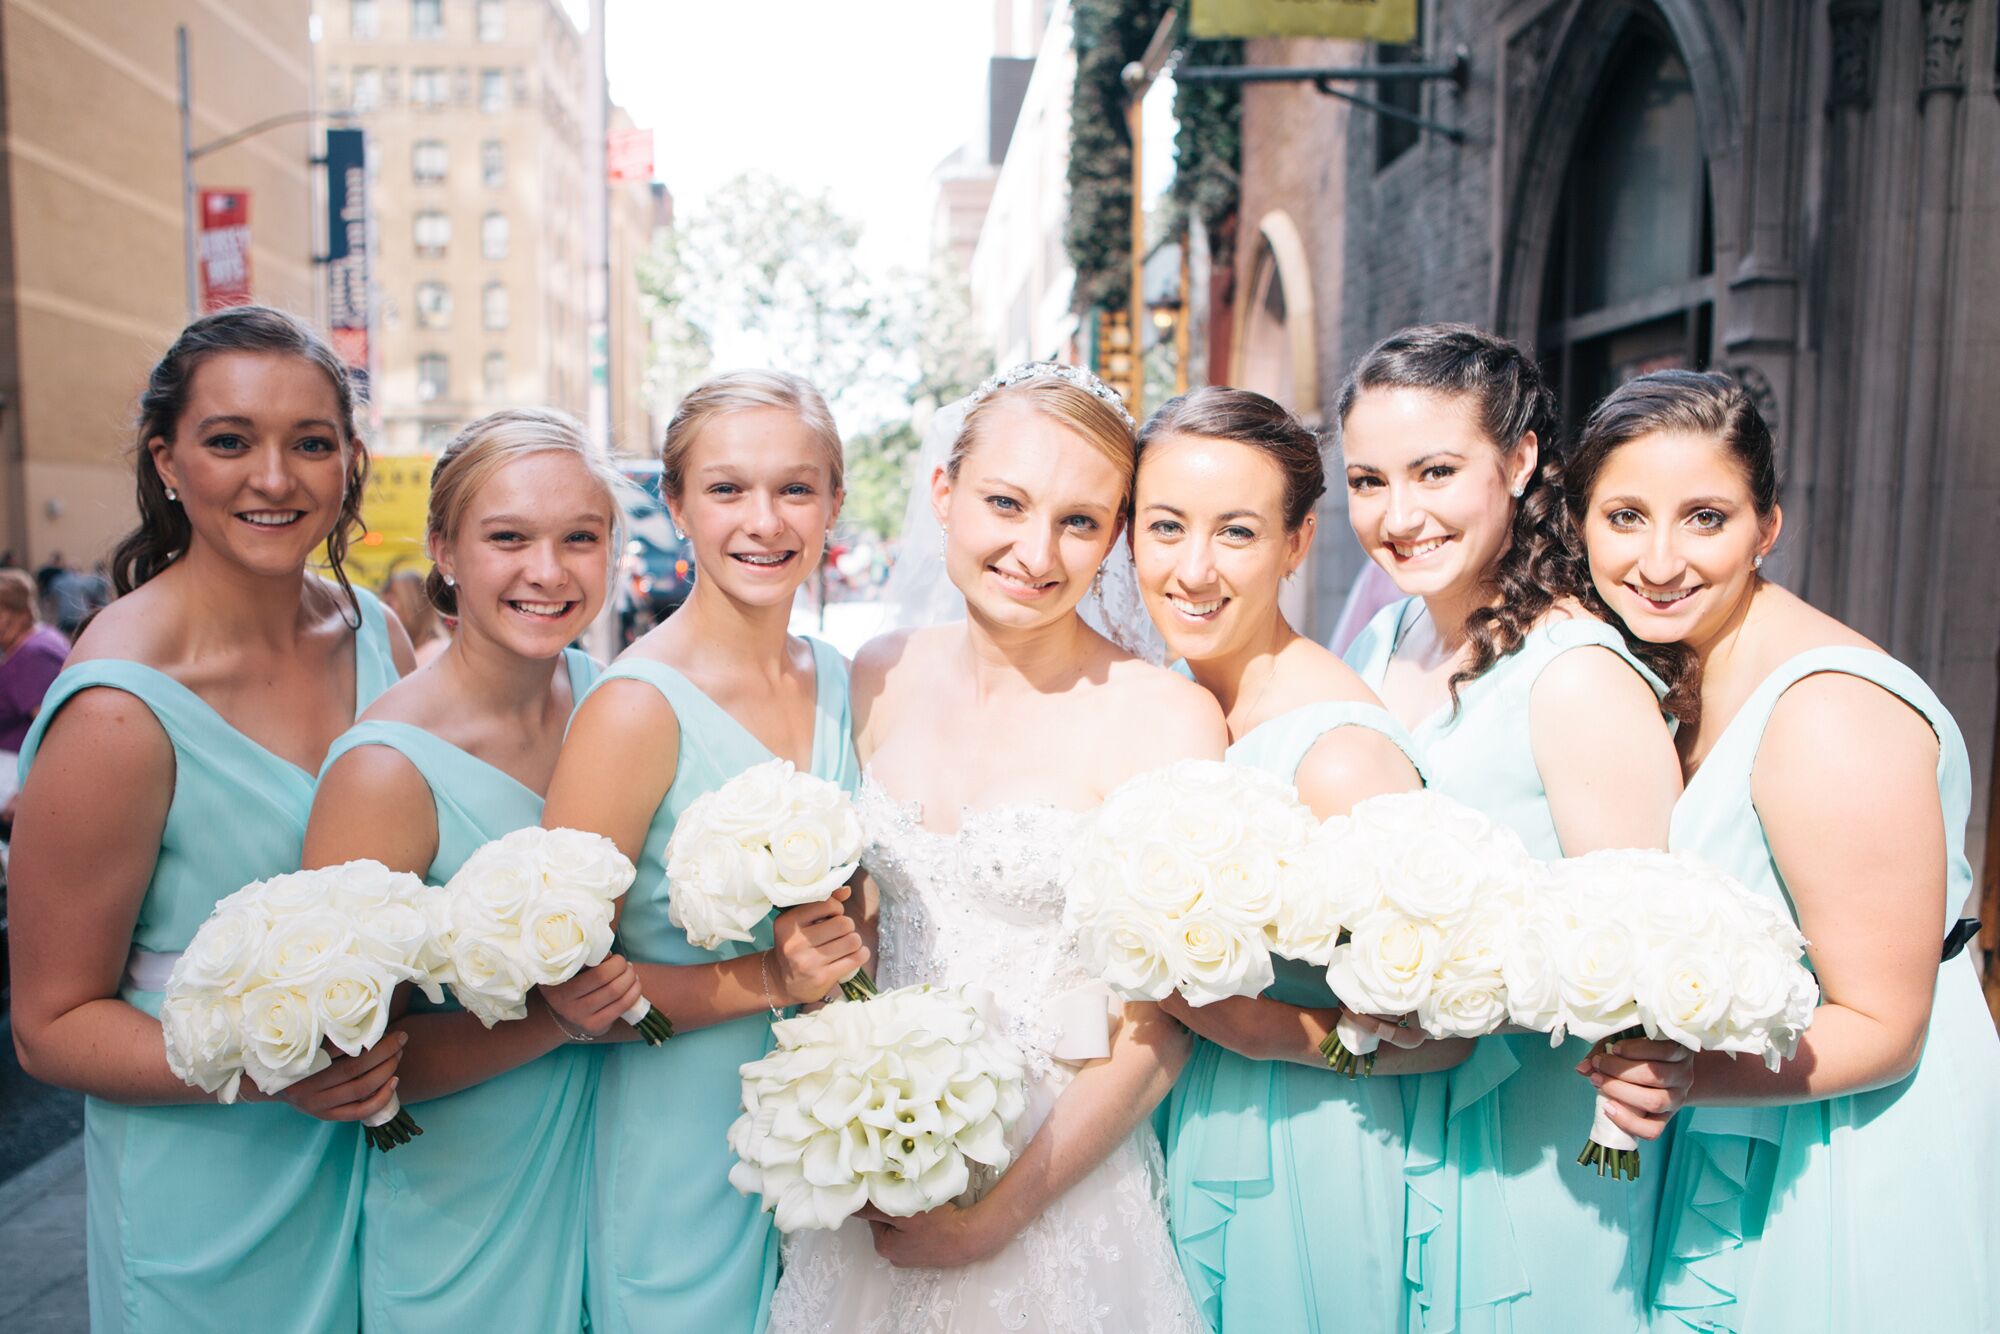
[
  {"left": 1649, "top": 648, "right": 2000, "bottom": 1332},
  {"left": 1165, "top": 701, "right": 1431, "bottom": 1332},
  {"left": 318, "top": 648, "right": 601, "bottom": 1333},
  {"left": 16, "top": 586, "right": 398, "bottom": 1334},
  {"left": 1347, "top": 598, "right": 1671, "bottom": 1333},
  {"left": 581, "top": 638, "right": 858, "bottom": 1334}
]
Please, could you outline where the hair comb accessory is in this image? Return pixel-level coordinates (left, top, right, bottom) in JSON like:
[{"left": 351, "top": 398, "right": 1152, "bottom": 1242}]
[{"left": 972, "top": 361, "right": 1135, "bottom": 429}]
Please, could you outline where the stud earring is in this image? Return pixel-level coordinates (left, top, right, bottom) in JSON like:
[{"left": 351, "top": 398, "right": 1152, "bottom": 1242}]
[
  {"left": 1509, "top": 484, "right": 1525, "bottom": 498},
  {"left": 164, "top": 486, "right": 178, "bottom": 502},
  {"left": 444, "top": 573, "right": 456, "bottom": 587},
  {"left": 1752, "top": 553, "right": 1764, "bottom": 570}
]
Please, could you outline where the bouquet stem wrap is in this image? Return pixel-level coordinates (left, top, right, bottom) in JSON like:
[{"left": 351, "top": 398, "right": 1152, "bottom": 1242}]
[
  {"left": 1575, "top": 1028, "right": 1646, "bottom": 1180},
  {"left": 363, "top": 1094, "right": 423, "bottom": 1151},
  {"left": 622, "top": 996, "right": 674, "bottom": 1045},
  {"left": 1318, "top": 1012, "right": 1379, "bottom": 1078}
]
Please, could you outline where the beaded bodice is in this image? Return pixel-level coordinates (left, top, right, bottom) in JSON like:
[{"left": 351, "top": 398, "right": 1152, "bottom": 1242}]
[{"left": 857, "top": 776, "right": 1093, "bottom": 1077}]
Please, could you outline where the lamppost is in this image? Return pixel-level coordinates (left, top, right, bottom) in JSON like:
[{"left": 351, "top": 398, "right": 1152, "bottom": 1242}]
[{"left": 177, "top": 25, "right": 356, "bottom": 322}]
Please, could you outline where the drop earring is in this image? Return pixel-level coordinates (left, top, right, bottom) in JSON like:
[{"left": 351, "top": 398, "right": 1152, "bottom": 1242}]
[{"left": 939, "top": 523, "right": 949, "bottom": 557}]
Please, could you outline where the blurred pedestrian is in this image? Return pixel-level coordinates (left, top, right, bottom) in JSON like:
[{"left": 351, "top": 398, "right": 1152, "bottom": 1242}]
[
  {"left": 381, "top": 565, "right": 450, "bottom": 666},
  {"left": 0, "top": 566, "right": 69, "bottom": 810}
]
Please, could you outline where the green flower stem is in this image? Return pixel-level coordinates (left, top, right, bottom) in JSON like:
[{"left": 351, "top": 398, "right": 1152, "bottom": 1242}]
[
  {"left": 364, "top": 1107, "right": 423, "bottom": 1153},
  {"left": 839, "top": 968, "right": 879, "bottom": 1004},
  {"left": 634, "top": 1006, "right": 675, "bottom": 1046},
  {"left": 1318, "top": 1030, "right": 1376, "bottom": 1079},
  {"left": 1574, "top": 1025, "right": 1646, "bottom": 1182}
]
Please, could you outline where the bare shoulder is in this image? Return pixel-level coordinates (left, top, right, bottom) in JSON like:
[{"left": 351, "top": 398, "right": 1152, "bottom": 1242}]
[
  {"left": 63, "top": 583, "right": 175, "bottom": 667},
  {"left": 1762, "top": 668, "right": 1940, "bottom": 781},
  {"left": 1098, "top": 656, "right": 1228, "bottom": 762},
  {"left": 568, "top": 672, "right": 679, "bottom": 746},
  {"left": 1533, "top": 636, "right": 1659, "bottom": 712},
  {"left": 315, "top": 738, "right": 432, "bottom": 810},
  {"left": 851, "top": 626, "right": 933, "bottom": 699},
  {"left": 1295, "top": 725, "right": 1421, "bottom": 817},
  {"left": 31, "top": 680, "right": 173, "bottom": 770},
  {"left": 1272, "top": 636, "right": 1385, "bottom": 711}
]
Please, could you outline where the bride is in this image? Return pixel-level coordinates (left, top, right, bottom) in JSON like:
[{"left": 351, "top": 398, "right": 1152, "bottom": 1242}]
[{"left": 766, "top": 364, "right": 1222, "bottom": 1333}]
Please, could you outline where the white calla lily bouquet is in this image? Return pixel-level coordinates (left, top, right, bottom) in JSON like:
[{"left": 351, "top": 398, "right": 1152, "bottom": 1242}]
[
  {"left": 433, "top": 826, "right": 672, "bottom": 1043},
  {"left": 665, "top": 758, "right": 873, "bottom": 1000},
  {"left": 162, "top": 859, "right": 448, "bottom": 1150},
  {"left": 727, "top": 982, "right": 1029, "bottom": 1232}
]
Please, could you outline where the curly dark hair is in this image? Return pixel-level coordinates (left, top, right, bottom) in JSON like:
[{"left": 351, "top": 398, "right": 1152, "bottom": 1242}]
[
  {"left": 1561, "top": 370, "right": 1775, "bottom": 724},
  {"left": 1334, "top": 323, "right": 1579, "bottom": 711},
  {"left": 112, "top": 305, "right": 369, "bottom": 623}
]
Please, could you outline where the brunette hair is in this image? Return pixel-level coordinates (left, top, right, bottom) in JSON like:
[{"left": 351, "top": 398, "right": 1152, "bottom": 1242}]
[
  {"left": 1136, "top": 387, "right": 1325, "bottom": 530},
  {"left": 659, "top": 370, "right": 843, "bottom": 502},
  {"left": 948, "top": 374, "right": 1138, "bottom": 508},
  {"left": 1334, "top": 323, "right": 1567, "bottom": 708},
  {"left": 423, "top": 407, "right": 624, "bottom": 617},
  {"left": 1562, "top": 369, "right": 1775, "bottom": 722},
  {"left": 112, "top": 305, "right": 368, "bottom": 620}
]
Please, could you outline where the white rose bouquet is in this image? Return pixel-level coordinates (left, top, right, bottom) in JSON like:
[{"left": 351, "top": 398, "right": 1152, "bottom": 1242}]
[
  {"left": 726, "top": 982, "right": 1029, "bottom": 1232},
  {"left": 1064, "top": 759, "right": 1320, "bottom": 1008},
  {"left": 1293, "top": 791, "right": 1537, "bottom": 1075},
  {"left": 434, "top": 826, "right": 673, "bottom": 1044},
  {"left": 1537, "top": 848, "right": 1819, "bottom": 1180},
  {"left": 161, "top": 859, "right": 447, "bottom": 1151},
  {"left": 665, "top": 758, "right": 872, "bottom": 1001}
]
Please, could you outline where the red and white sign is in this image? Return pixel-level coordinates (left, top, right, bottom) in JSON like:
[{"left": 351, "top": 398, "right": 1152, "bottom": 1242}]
[
  {"left": 198, "top": 190, "right": 252, "bottom": 311},
  {"left": 607, "top": 127, "right": 654, "bottom": 183}
]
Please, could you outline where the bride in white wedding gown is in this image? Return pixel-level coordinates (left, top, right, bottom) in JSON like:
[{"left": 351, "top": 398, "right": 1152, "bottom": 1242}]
[{"left": 766, "top": 366, "right": 1223, "bottom": 1334}]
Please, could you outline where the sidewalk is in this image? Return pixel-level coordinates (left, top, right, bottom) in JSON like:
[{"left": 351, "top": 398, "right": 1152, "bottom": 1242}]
[{"left": 0, "top": 1135, "right": 87, "bottom": 1332}]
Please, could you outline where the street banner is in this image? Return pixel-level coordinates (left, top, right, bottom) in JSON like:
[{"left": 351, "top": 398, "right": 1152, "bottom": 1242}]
[
  {"left": 1190, "top": 0, "right": 1418, "bottom": 41},
  {"left": 347, "top": 453, "right": 435, "bottom": 588},
  {"left": 608, "top": 126, "right": 654, "bottom": 183},
  {"left": 198, "top": 190, "right": 252, "bottom": 311},
  {"left": 324, "top": 127, "right": 372, "bottom": 399}
]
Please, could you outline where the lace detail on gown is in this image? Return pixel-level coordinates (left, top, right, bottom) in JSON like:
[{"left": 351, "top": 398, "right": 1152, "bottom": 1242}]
[{"left": 767, "top": 779, "right": 1202, "bottom": 1334}]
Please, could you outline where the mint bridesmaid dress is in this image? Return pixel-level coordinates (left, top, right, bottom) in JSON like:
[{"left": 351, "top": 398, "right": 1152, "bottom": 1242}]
[
  {"left": 1650, "top": 648, "right": 2000, "bottom": 1332},
  {"left": 318, "top": 647, "right": 601, "bottom": 1333},
  {"left": 581, "top": 638, "right": 857, "bottom": 1334},
  {"left": 1347, "top": 597, "right": 1670, "bottom": 1333},
  {"left": 1165, "top": 701, "right": 1431, "bottom": 1333},
  {"left": 16, "top": 586, "right": 398, "bottom": 1334}
]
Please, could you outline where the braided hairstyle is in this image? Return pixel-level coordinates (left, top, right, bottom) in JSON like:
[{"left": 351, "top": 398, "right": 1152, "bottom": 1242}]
[
  {"left": 113, "top": 305, "right": 368, "bottom": 622},
  {"left": 1334, "top": 323, "right": 1579, "bottom": 711}
]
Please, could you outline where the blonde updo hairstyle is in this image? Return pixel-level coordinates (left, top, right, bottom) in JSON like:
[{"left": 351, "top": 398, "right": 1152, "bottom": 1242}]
[
  {"left": 424, "top": 407, "right": 625, "bottom": 617},
  {"left": 947, "top": 377, "right": 1138, "bottom": 510},
  {"left": 659, "top": 369, "right": 845, "bottom": 505}
]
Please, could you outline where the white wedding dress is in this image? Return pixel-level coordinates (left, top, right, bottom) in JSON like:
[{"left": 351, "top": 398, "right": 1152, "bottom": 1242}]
[{"left": 766, "top": 778, "right": 1204, "bottom": 1334}]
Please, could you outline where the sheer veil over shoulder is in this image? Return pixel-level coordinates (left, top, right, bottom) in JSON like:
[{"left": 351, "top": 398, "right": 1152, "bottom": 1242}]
[{"left": 765, "top": 367, "right": 1200, "bottom": 1334}]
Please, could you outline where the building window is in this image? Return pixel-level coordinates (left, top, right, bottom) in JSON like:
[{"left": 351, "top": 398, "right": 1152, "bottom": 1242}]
[
  {"left": 477, "top": 0, "right": 506, "bottom": 42},
  {"left": 480, "top": 68, "right": 507, "bottom": 113},
  {"left": 351, "top": 0, "right": 380, "bottom": 40},
  {"left": 411, "top": 66, "right": 448, "bottom": 109},
  {"left": 481, "top": 140, "right": 506, "bottom": 188},
  {"left": 351, "top": 67, "right": 382, "bottom": 112},
  {"left": 412, "top": 139, "right": 448, "bottom": 182},
  {"left": 411, "top": 0, "right": 444, "bottom": 40},
  {"left": 414, "top": 211, "right": 451, "bottom": 258},
  {"left": 1373, "top": 11, "right": 1425, "bottom": 172},
  {"left": 417, "top": 353, "right": 449, "bottom": 402},
  {"left": 481, "top": 212, "right": 509, "bottom": 260},
  {"left": 415, "top": 281, "right": 452, "bottom": 329},
  {"left": 483, "top": 350, "right": 508, "bottom": 397},
  {"left": 483, "top": 282, "right": 509, "bottom": 330},
  {"left": 1538, "top": 25, "right": 1715, "bottom": 432}
]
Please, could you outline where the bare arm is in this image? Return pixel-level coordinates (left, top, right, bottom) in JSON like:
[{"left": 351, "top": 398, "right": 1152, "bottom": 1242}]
[
  {"left": 1530, "top": 644, "right": 1681, "bottom": 855},
  {"left": 1689, "top": 675, "right": 1948, "bottom": 1105},
  {"left": 542, "top": 679, "right": 865, "bottom": 1038}
]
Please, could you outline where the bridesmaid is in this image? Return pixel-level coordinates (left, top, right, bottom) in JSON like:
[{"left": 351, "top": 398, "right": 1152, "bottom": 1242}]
[
  {"left": 1130, "top": 387, "right": 1466, "bottom": 1332},
  {"left": 1336, "top": 324, "right": 1690, "bottom": 1331},
  {"left": 541, "top": 371, "right": 869, "bottom": 1334},
  {"left": 1560, "top": 371, "right": 2000, "bottom": 1333},
  {"left": 301, "top": 409, "right": 645, "bottom": 1332},
  {"left": 7, "top": 306, "right": 414, "bottom": 1332}
]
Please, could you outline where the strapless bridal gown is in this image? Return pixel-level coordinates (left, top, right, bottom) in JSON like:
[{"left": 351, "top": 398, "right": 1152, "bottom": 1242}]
[{"left": 766, "top": 779, "right": 1203, "bottom": 1334}]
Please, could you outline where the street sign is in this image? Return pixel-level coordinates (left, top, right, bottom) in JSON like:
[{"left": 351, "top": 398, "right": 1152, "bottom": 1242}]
[
  {"left": 1190, "top": 0, "right": 1418, "bottom": 41},
  {"left": 608, "top": 127, "right": 653, "bottom": 183},
  {"left": 324, "top": 128, "right": 372, "bottom": 400},
  {"left": 198, "top": 190, "right": 252, "bottom": 311},
  {"left": 346, "top": 453, "right": 435, "bottom": 588}
]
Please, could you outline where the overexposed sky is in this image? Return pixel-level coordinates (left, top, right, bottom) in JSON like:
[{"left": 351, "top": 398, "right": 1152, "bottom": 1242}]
[{"left": 602, "top": 0, "right": 994, "bottom": 270}]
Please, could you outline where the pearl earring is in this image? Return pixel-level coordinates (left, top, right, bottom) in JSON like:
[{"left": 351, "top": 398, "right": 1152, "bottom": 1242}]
[
  {"left": 164, "top": 487, "right": 178, "bottom": 502},
  {"left": 444, "top": 573, "right": 456, "bottom": 587}
]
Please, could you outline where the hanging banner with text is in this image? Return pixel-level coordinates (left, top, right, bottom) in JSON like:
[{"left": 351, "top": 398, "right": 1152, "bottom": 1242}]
[
  {"left": 1190, "top": 0, "right": 1417, "bottom": 41},
  {"left": 608, "top": 127, "right": 654, "bottom": 183},
  {"left": 198, "top": 190, "right": 252, "bottom": 311},
  {"left": 324, "top": 128, "right": 372, "bottom": 400}
]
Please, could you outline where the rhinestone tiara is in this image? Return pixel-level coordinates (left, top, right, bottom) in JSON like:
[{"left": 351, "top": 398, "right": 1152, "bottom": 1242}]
[{"left": 971, "top": 361, "right": 1136, "bottom": 428}]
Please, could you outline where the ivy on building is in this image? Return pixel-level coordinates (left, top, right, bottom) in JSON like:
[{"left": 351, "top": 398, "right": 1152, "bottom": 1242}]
[{"left": 1066, "top": 1, "right": 1241, "bottom": 313}]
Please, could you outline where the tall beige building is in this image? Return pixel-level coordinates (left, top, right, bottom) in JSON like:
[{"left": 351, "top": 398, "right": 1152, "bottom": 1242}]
[
  {"left": 317, "top": 0, "right": 655, "bottom": 455},
  {"left": 0, "top": 0, "right": 317, "bottom": 566}
]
